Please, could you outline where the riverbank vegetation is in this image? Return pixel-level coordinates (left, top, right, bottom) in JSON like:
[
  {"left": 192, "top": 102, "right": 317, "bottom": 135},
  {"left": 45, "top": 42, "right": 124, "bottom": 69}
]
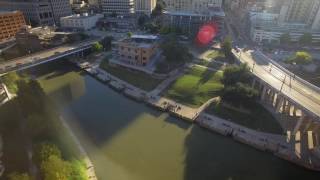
[
  {"left": 100, "top": 59, "right": 163, "bottom": 91},
  {"left": 164, "top": 66, "right": 223, "bottom": 107},
  {"left": 205, "top": 64, "right": 283, "bottom": 133},
  {"left": 0, "top": 73, "right": 87, "bottom": 179}
]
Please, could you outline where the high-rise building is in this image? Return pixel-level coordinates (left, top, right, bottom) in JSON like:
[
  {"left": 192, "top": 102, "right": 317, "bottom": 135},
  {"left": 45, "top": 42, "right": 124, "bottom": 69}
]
[
  {"left": 135, "top": 0, "right": 157, "bottom": 15},
  {"left": 278, "top": 0, "right": 320, "bottom": 29},
  {"left": 101, "top": 0, "right": 135, "bottom": 15},
  {"left": 161, "top": 0, "right": 225, "bottom": 36},
  {"left": 0, "top": 0, "right": 72, "bottom": 26},
  {"left": 0, "top": 10, "right": 26, "bottom": 43}
]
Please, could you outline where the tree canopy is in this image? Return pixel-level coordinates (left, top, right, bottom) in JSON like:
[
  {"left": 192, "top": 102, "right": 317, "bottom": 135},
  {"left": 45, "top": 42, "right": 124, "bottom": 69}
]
[
  {"left": 280, "top": 33, "right": 291, "bottom": 45},
  {"left": 41, "top": 155, "right": 72, "bottom": 180},
  {"left": 92, "top": 42, "right": 103, "bottom": 52},
  {"left": 299, "top": 33, "right": 312, "bottom": 45},
  {"left": 222, "top": 64, "right": 251, "bottom": 86},
  {"left": 34, "top": 142, "right": 62, "bottom": 165},
  {"left": 1, "top": 72, "right": 20, "bottom": 93},
  {"left": 8, "top": 172, "right": 33, "bottom": 180},
  {"left": 286, "top": 51, "right": 313, "bottom": 65},
  {"left": 151, "top": 0, "right": 165, "bottom": 17},
  {"left": 161, "top": 39, "right": 191, "bottom": 63},
  {"left": 221, "top": 64, "right": 257, "bottom": 106},
  {"left": 221, "top": 36, "right": 234, "bottom": 63}
]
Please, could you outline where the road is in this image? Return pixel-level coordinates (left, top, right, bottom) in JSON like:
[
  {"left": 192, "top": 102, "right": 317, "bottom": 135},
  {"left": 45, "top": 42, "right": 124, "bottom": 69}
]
[
  {"left": 234, "top": 49, "right": 320, "bottom": 118},
  {"left": 0, "top": 38, "right": 101, "bottom": 74}
]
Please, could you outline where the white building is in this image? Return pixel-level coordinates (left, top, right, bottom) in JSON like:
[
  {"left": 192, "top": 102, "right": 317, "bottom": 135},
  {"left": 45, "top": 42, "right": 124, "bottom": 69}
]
[
  {"left": 60, "top": 13, "right": 103, "bottom": 30},
  {"left": 248, "top": 0, "right": 320, "bottom": 43},
  {"left": 163, "top": 0, "right": 222, "bottom": 13},
  {"left": 101, "top": 0, "right": 135, "bottom": 15},
  {"left": 135, "top": 0, "right": 157, "bottom": 15}
]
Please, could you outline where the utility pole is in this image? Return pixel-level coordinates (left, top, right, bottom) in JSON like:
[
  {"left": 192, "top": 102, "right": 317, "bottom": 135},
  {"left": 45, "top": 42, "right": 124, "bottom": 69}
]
[{"left": 280, "top": 75, "right": 286, "bottom": 92}]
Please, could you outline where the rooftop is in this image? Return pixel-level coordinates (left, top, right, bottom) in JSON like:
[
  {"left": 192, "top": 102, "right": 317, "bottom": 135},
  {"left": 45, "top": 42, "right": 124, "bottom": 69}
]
[
  {"left": 131, "top": 35, "right": 158, "bottom": 40},
  {"left": 164, "top": 8, "right": 225, "bottom": 17},
  {"left": 61, "top": 13, "right": 102, "bottom": 20},
  {"left": 0, "top": 10, "right": 21, "bottom": 15}
]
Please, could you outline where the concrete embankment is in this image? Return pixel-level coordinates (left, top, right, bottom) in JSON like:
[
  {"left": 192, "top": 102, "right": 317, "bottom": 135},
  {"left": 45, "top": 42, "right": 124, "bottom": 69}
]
[{"left": 196, "top": 113, "right": 320, "bottom": 171}]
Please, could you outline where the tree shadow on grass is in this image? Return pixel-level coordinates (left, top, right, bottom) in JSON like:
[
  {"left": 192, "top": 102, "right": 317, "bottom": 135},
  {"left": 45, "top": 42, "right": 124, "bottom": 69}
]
[{"left": 198, "top": 69, "right": 217, "bottom": 85}]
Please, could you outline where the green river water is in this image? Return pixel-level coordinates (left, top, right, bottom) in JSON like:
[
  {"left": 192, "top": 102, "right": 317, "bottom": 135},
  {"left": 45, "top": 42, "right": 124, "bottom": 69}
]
[{"left": 30, "top": 61, "right": 320, "bottom": 180}]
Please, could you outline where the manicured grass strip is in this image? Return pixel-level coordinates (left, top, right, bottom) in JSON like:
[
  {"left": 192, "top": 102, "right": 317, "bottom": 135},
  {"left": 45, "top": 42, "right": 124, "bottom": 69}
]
[
  {"left": 206, "top": 50, "right": 225, "bottom": 59},
  {"left": 165, "top": 66, "right": 224, "bottom": 108},
  {"left": 100, "top": 60, "right": 162, "bottom": 91}
]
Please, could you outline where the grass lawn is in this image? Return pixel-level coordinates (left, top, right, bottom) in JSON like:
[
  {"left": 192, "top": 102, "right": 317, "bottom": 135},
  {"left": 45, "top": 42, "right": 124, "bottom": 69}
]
[
  {"left": 197, "top": 60, "right": 225, "bottom": 70},
  {"left": 164, "top": 66, "right": 224, "bottom": 108},
  {"left": 205, "top": 100, "right": 283, "bottom": 134},
  {"left": 100, "top": 60, "right": 163, "bottom": 91},
  {"left": 206, "top": 50, "right": 225, "bottom": 60}
]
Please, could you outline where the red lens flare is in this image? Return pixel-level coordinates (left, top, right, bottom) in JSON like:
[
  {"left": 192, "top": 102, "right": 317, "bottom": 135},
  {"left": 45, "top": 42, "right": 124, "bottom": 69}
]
[{"left": 196, "top": 23, "right": 218, "bottom": 45}]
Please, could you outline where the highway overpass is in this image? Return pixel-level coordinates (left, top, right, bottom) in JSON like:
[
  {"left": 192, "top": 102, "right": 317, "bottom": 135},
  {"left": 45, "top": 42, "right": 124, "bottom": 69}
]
[{"left": 0, "top": 39, "right": 101, "bottom": 75}]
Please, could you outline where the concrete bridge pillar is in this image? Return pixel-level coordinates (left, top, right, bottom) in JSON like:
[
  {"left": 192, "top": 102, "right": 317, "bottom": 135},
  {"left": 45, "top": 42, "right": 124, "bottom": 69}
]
[
  {"left": 261, "top": 86, "right": 267, "bottom": 101},
  {"left": 276, "top": 96, "right": 284, "bottom": 113},
  {"left": 282, "top": 100, "right": 289, "bottom": 115},
  {"left": 292, "top": 106, "right": 298, "bottom": 117},
  {"left": 293, "top": 112, "right": 305, "bottom": 135},
  {"left": 270, "top": 91, "right": 276, "bottom": 106},
  {"left": 252, "top": 78, "right": 256, "bottom": 88}
]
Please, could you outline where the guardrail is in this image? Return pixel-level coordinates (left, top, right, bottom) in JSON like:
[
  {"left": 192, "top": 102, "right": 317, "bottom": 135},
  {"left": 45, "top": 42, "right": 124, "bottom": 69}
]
[
  {"left": 0, "top": 44, "right": 92, "bottom": 74},
  {"left": 0, "top": 38, "right": 100, "bottom": 67},
  {"left": 255, "top": 50, "right": 320, "bottom": 93}
]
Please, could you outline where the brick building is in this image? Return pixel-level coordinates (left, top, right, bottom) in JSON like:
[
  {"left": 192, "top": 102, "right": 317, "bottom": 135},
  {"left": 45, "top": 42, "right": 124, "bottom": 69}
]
[{"left": 0, "top": 11, "right": 26, "bottom": 43}]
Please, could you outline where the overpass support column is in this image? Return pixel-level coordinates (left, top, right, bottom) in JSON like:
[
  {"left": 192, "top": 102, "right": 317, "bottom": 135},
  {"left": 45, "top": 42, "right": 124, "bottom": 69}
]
[
  {"left": 252, "top": 78, "right": 256, "bottom": 88},
  {"left": 276, "top": 96, "right": 284, "bottom": 113},
  {"left": 260, "top": 86, "right": 267, "bottom": 101},
  {"left": 293, "top": 112, "right": 305, "bottom": 135},
  {"left": 292, "top": 106, "right": 298, "bottom": 117},
  {"left": 270, "top": 91, "right": 276, "bottom": 106}
]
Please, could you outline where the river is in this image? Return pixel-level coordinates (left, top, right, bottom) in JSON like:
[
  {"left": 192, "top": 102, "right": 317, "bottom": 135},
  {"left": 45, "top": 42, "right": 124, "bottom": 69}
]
[{"left": 29, "top": 61, "right": 320, "bottom": 180}]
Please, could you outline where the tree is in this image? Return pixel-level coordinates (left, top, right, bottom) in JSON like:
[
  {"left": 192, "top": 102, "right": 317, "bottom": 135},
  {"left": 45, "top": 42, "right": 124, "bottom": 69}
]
[
  {"left": 8, "top": 172, "right": 33, "bottom": 180},
  {"left": 221, "top": 36, "right": 234, "bottom": 63},
  {"left": 138, "top": 14, "right": 148, "bottom": 27},
  {"left": 221, "top": 64, "right": 257, "bottom": 106},
  {"left": 92, "top": 42, "right": 103, "bottom": 52},
  {"left": 127, "top": 31, "right": 133, "bottom": 38},
  {"left": 286, "top": 51, "right": 313, "bottom": 65},
  {"left": 222, "top": 63, "right": 251, "bottom": 86},
  {"left": 161, "top": 39, "right": 191, "bottom": 63},
  {"left": 299, "top": 33, "right": 312, "bottom": 45},
  {"left": 16, "top": 79, "right": 46, "bottom": 114},
  {"left": 144, "top": 22, "right": 160, "bottom": 33},
  {"left": 1, "top": 72, "right": 20, "bottom": 93},
  {"left": 280, "top": 33, "right": 291, "bottom": 45},
  {"left": 222, "top": 82, "right": 259, "bottom": 106},
  {"left": 101, "top": 36, "right": 113, "bottom": 51},
  {"left": 70, "top": 160, "right": 87, "bottom": 180},
  {"left": 34, "top": 142, "right": 62, "bottom": 165},
  {"left": 151, "top": 0, "right": 165, "bottom": 18},
  {"left": 41, "top": 155, "right": 72, "bottom": 180}
]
